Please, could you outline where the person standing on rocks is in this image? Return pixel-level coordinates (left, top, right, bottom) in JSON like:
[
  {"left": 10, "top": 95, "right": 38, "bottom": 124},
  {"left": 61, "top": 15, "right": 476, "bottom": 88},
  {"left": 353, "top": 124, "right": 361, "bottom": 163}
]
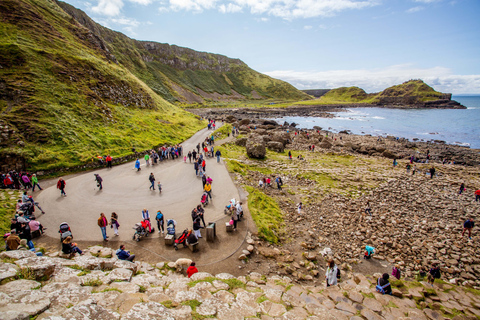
[
  {"left": 427, "top": 263, "right": 441, "bottom": 286},
  {"left": 297, "top": 202, "right": 302, "bottom": 214},
  {"left": 276, "top": 176, "right": 283, "bottom": 190},
  {"left": 406, "top": 163, "right": 411, "bottom": 174},
  {"left": 149, "top": 173, "right": 155, "bottom": 190},
  {"left": 98, "top": 213, "right": 108, "bottom": 241},
  {"left": 429, "top": 167, "right": 435, "bottom": 179},
  {"left": 412, "top": 164, "right": 416, "bottom": 176},
  {"left": 462, "top": 218, "right": 474, "bottom": 240},
  {"left": 325, "top": 259, "right": 338, "bottom": 287},
  {"left": 365, "top": 202, "right": 372, "bottom": 216},
  {"left": 475, "top": 189, "right": 480, "bottom": 202},
  {"left": 459, "top": 183, "right": 465, "bottom": 195},
  {"left": 57, "top": 178, "right": 66, "bottom": 197}
]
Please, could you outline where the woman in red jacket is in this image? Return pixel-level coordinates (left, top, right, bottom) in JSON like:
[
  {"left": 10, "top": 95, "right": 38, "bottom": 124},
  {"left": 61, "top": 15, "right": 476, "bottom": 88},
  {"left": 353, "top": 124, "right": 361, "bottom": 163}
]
[{"left": 187, "top": 262, "right": 198, "bottom": 278}]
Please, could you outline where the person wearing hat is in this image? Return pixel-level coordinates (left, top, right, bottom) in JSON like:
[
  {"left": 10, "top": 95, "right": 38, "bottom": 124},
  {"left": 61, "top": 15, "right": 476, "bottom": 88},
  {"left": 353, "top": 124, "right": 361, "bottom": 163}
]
[{"left": 19, "top": 239, "right": 43, "bottom": 256}]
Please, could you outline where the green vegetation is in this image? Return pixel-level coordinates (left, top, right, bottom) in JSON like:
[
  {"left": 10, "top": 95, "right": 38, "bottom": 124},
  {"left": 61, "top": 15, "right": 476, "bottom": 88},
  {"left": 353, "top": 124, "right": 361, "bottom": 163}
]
[
  {"left": 291, "top": 80, "right": 450, "bottom": 106},
  {"left": 101, "top": 287, "right": 123, "bottom": 293},
  {"left": 81, "top": 278, "right": 103, "bottom": 286},
  {"left": 16, "top": 267, "right": 36, "bottom": 280},
  {"left": 187, "top": 277, "right": 216, "bottom": 287},
  {"left": 0, "top": 190, "right": 21, "bottom": 236},
  {"left": 212, "top": 123, "right": 232, "bottom": 140},
  {"left": 245, "top": 186, "right": 284, "bottom": 244},
  {"left": 222, "top": 278, "right": 246, "bottom": 290},
  {"left": 138, "top": 285, "right": 146, "bottom": 293},
  {"left": 77, "top": 269, "right": 91, "bottom": 276}
]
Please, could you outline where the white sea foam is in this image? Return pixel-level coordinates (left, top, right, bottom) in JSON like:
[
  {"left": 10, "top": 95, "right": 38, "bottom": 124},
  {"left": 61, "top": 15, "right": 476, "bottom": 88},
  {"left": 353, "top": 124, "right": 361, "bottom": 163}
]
[{"left": 372, "top": 116, "right": 385, "bottom": 120}]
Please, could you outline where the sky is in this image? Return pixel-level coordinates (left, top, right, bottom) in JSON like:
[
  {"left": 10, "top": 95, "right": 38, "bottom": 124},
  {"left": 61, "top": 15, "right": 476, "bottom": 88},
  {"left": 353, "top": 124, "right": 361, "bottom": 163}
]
[{"left": 61, "top": 0, "right": 480, "bottom": 94}]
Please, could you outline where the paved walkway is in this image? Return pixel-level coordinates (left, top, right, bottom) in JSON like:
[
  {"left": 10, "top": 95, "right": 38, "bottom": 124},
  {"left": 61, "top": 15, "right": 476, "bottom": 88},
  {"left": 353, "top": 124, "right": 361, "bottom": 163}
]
[{"left": 35, "top": 124, "right": 246, "bottom": 264}]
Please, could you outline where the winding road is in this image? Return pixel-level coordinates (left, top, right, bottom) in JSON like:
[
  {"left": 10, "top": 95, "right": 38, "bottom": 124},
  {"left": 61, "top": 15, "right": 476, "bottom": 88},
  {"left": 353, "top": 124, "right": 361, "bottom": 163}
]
[{"left": 35, "top": 124, "right": 245, "bottom": 264}]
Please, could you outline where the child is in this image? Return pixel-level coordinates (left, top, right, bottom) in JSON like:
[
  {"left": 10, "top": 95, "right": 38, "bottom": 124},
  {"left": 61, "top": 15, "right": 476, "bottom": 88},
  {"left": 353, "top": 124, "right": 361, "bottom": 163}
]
[
  {"left": 364, "top": 245, "right": 375, "bottom": 259},
  {"left": 184, "top": 156, "right": 187, "bottom": 163},
  {"left": 392, "top": 265, "right": 401, "bottom": 279},
  {"left": 157, "top": 182, "right": 162, "bottom": 192}
]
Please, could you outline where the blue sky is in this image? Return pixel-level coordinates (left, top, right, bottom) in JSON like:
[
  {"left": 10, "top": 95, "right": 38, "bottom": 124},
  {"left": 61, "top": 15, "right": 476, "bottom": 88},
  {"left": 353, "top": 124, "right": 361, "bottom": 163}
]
[{"left": 62, "top": 0, "right": 480, "bottom": 94}]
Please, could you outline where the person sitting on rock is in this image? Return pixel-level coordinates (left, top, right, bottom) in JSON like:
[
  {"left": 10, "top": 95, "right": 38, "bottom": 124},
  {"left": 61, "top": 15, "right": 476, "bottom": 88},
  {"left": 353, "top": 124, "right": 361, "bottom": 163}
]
[
  {"left": 6, "top": 230, "right": 20, "bottom": 251},
  {"left": 116, "top": 244, "right": 135, "bottom": 262},
  {"left": 187, "top": 261, "right": 198, "bottom": 278},
  {"left": 62, "top": 236, "right": 83, "bottom": 256},
  {"left": 376, "top": 273, "right": 392, "bottom": 295},
  {"left": 19, "top": 239, "right": 42, "bottom": 256},
  {"left": 364, "top": 245, "right": 375, "bottom": 259}
]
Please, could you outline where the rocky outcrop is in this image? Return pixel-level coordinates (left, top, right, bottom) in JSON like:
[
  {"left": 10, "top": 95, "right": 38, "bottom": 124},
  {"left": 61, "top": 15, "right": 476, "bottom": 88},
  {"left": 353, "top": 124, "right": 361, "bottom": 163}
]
[
  {"left": 246, "top": 134, "right": 266, "bottom": 159},
  {"left": 1, "top": 251, "right": 479, "bottom": 319}
]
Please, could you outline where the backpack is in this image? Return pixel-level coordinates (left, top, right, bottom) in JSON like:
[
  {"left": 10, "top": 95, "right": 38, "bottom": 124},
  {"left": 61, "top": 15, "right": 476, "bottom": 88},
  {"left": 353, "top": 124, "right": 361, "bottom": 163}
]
[{"left": 375, "top": 278, "right": 390, "bottom": 294}]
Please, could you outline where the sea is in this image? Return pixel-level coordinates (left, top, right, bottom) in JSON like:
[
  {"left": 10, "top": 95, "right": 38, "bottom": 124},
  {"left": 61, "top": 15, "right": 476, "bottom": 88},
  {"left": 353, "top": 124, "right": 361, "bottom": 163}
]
[{"left": 272, "top": 95, "right": 480, "bottom": 149}]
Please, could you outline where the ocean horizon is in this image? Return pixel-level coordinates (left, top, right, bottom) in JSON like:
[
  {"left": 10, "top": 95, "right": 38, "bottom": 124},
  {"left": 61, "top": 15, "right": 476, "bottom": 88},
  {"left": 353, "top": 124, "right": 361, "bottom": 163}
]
[{"left": 271, "top": 95, "right": 480, "bottom": 149}]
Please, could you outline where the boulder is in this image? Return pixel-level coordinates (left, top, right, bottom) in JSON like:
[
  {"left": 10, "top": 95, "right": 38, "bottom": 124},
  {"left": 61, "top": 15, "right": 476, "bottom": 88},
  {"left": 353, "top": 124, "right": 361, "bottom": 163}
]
[
  {"left": 0, "top": 250, "right": 36, "bottom": 261},
  {"left": 246, "top": 134, "right": 266, "bottom": 159},
  {"left": 235, "top": 137, "right": 248, "bottom": 147},
  {"left": 267, "top": 141, "right": 284, "bottom": 153},
  {"left": 0, "top": 263, "right": 19, "bottom": 283},
  {"left": 14, "top": 257, "right": 56, "bottom": 280},
  {"left": 122, "top": 302, "right": 174, "bottom": 320}
]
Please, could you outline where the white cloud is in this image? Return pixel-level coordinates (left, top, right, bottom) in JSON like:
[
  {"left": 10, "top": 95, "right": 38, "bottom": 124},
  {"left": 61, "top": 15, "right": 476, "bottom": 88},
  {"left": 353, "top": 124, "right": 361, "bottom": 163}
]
[
  {"left": 219, "top": 3, "right": 242, "bottom": 13},
  {"left": 91, "top": 0, "right": 124, "bottom": 16},
  {"left": 158, "top": 0, "right": 379, "bottom": 18},
  {"left": 168, "top": 0, "right": 218, "bottom": 12},
  {"left": 130, "top": 0, "right": 153, "bottom": 4},
  {"left": 413, "top": 0, "right": 439, "bottom": 3},
  {"left": 264, "top": 65, "right": 480, "bottom": 94},
  {"left": 406, "top": 6, "right": 424, "bottom": 13},
  {"left": 111, "top": 17, "right": 140, "bottom": 26},
  {"left": 260, "top": 17, "right": 269, "bottom": 22},
  {"left": 304, "top": 25, "right": 312, "bottom": 30}
]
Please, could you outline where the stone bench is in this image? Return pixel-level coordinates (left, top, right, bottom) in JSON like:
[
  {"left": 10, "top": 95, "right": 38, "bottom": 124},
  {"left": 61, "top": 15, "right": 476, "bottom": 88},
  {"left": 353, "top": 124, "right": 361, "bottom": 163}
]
[
  {"left": 164, "top": 234, "right": 174, "bottom": 246},
  {"left": 187, "top": 241, "right": 198, "bottom": 252}
]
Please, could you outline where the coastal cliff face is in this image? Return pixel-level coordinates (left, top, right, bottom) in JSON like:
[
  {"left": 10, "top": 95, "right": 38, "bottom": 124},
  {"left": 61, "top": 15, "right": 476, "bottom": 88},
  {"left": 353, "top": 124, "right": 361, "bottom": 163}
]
[{"left": 2, "top": 249, "right": 480, "bottom": 320}]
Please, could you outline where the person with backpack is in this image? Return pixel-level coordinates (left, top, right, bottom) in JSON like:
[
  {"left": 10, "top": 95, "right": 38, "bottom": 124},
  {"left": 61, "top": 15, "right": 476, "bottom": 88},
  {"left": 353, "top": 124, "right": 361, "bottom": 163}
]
[
  {"left": 325, "top": 259, "right": 339, "bottom": 287},
  {"left": 149, "top": 173, "right": 155, "bottom": 190},
  {"left": 57, "top": 178, "right": 66, "bottom": 196},
  {"left": 376, "top": 273, "right": 392, "bottom": 295},
  {"left": 364, "top": 245, "right": 375, "bottom": 259},
  {"left": 156, "top": 210, "right": 164, "bottom": 234}
]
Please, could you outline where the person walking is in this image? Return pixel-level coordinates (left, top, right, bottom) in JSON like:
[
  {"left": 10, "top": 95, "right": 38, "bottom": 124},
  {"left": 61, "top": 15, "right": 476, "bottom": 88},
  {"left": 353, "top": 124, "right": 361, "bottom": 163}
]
[
  {"left": 106, "top": 155, "right": 112, "bottom": 168},
  {"left": 204, "top": 182, "right": 212, "bottom": 200},
  {"left": 111, "top": 212, "right": 119, "bottom": 236},
  {"left": 149, "top": 173, "right": 155, "bottom": 190},
  {"left": 142, "top": 208, "right": 152, "bottom": 232},
  {"left": 188, "top": 151, "right": 192, "bottom": 163},
  {"left": 462, "top": 218, "right": 474, "bottom": 240},
  {"left": 215, "top": 149, "right": 221, "bottom": 163},
  {"left": 31, "top": 174, "right": 42, "bottom": 191},
  {"left": 94, "top": 174, "right": 103, "bottom": 190},
  {"left": 202, "top": 159, "right": 206, "bottom": 172},
  {"left": 144, "top": 153, "right": 150, "bottom": 166},
  {"left": 116, "top": 245, "right": 135, "bottom": 262},
  {"left": 135, "top": 158, "right": 141, "bottom": 171},
  {"left": 459, "top": 183, "right": 465, "bottom": 195},
  {"left": 365, "top": 201, "right": 372, "bottom": 215},
  {"left": 57, "top": 178, "right": 66, "bottom": 196},
  {"left": 202, "top": 174, "right": 207, "bottom": 188},
  {"left": 98, "top": 213, "right": 108, "bottom": 241},
  {"left": 156, "top": 210, "right": 164, "bottom": 234},
  {"left": 297, "top": 202, "right": 302, "bottom": 214},
  {"left": 325, "top": 259, "right": 338, "bottom": 287},
  {"left": 236, "top": 201, "right": 243, "bottom": 221}
]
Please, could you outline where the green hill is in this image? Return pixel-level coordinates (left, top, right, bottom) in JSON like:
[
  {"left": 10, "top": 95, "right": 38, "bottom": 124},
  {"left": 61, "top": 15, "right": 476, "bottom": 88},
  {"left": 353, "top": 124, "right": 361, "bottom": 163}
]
[
  {"left": 296, "top": 80, "right": 463, "bottom": 108},
  {"left": 0, "top": 0, "right": 309, "bottom": 171}
]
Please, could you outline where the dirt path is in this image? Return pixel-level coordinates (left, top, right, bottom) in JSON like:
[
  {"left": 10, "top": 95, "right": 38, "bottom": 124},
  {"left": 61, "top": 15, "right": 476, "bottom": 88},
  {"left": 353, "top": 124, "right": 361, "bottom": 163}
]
[{"left": 33, "top": 124, "right": 250, "bottom": 269}]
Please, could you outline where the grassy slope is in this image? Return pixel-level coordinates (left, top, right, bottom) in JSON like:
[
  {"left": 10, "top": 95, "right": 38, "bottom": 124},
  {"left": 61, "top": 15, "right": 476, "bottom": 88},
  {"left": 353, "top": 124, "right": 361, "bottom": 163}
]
[
  {"left": 292, "top": 80, "right": 448, "bottom": 106},
  {"left": 0, "top": 0, "right": 205, "bottom": 171},
  {"left": 56, "top": 1, "right": 311, "bottom": 103}
]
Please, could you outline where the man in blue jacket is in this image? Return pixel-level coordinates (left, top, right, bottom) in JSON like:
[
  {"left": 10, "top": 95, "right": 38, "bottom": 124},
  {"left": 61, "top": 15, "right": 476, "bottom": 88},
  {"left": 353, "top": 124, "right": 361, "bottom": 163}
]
[{"left": 116, "top": 245, "right": 135, "bottom": 262}]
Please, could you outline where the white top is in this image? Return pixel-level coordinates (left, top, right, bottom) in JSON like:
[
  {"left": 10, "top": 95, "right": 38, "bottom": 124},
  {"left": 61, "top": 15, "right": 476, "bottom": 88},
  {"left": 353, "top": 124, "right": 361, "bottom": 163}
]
[{"left": 325, "top": 265, "right": 338, "bottom": 286}]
